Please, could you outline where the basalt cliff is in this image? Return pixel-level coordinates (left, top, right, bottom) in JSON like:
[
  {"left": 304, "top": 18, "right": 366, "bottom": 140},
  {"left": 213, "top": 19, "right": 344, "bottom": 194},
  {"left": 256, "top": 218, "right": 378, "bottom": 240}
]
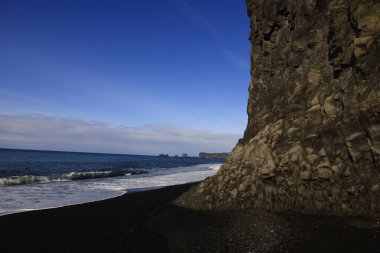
[{"left": 175, "top": 0, "right": 380, "bottom": 219}]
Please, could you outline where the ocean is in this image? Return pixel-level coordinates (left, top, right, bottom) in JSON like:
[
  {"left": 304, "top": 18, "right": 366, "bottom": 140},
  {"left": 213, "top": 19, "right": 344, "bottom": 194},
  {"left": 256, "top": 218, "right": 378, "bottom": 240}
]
[{"left": 0, "top": 148, "right": 223, "bottom": 216}]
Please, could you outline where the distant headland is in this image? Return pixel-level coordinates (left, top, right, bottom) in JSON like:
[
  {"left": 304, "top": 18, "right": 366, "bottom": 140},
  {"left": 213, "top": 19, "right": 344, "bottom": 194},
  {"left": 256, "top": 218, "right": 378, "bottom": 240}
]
[
  {"left": 198, "top": 152, "right": 229, "bottom": 159},
  {"left": 158, "top": 152, "right": 229, "bottom": 159}
]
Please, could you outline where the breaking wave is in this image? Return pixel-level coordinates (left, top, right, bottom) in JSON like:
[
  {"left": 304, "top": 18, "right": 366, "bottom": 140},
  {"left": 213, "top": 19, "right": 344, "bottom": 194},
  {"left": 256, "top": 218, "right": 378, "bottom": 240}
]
[
  {"left": 0, "top": 170, "right": 145, "bottom": 187},
  {"left": 0, "top": 163, "right": 222, "bottom": 188},
  {"left": 208, "top": 164, "right": 221, "bottom": 171}
]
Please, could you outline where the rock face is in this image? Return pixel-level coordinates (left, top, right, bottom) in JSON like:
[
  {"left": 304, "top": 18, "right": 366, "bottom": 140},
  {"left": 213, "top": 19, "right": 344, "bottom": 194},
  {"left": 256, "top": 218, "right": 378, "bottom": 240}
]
[{"left": 174, "top": 0, "right": 380, "bottom": 219}]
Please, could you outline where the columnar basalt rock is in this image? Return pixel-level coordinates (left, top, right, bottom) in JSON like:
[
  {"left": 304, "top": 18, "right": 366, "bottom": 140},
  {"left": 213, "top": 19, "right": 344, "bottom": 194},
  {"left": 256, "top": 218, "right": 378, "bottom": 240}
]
[{"left": 174, "top": 0, "right": 380, "bottom": 219}]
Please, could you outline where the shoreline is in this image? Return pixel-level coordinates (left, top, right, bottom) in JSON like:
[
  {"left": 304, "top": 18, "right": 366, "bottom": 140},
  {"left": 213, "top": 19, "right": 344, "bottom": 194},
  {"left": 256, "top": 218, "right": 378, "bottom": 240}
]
[
  {"left": 0, "top": 163, "right": 221, "bottom": 216},
  {"left": 1, "top": 182, "right": 379, "bottom": 253}
]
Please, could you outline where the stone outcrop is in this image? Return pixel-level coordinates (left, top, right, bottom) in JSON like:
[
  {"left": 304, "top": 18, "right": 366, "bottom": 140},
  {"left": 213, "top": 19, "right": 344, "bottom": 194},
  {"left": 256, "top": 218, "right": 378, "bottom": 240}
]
[{"left": 174, "top": 0, "right": 380, "bottom": 219}]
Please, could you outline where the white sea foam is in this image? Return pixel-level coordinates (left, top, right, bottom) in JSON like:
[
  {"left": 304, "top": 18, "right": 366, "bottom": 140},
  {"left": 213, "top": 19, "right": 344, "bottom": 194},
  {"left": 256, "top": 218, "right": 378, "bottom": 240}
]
[
  {"left": 0, "top": 171, "right": 126, "bottom": 187},
  {"left": 209, "top": 164, "right": 222, "bottom": 171},
  {"left": 0, "top": 163, "right": 221, "bottom": 216}
]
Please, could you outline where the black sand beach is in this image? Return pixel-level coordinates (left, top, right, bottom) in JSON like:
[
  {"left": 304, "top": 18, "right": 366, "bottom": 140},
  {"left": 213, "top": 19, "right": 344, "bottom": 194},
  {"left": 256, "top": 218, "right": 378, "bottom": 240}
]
[{"left": 1, "top": 183, "right": 379, "bottom": 253}]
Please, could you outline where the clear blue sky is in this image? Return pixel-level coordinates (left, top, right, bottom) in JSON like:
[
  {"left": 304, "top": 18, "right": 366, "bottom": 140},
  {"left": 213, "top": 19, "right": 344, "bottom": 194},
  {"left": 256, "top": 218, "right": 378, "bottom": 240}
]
[{"left": 0, "top": 0, "right": 250, "bottom": 155}]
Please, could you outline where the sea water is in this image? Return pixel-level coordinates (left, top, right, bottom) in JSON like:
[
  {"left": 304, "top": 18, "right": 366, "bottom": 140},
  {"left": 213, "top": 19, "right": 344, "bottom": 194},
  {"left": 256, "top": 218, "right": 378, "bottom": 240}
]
[{"left": 0, "top": 148, "right": 223, "bottom": 216}]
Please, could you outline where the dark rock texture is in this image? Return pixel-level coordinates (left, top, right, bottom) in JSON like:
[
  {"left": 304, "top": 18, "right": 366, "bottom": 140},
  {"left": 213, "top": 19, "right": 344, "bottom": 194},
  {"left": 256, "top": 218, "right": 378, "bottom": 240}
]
[{"left": 175, "top": 0, "right": 380, "bottom": 219}]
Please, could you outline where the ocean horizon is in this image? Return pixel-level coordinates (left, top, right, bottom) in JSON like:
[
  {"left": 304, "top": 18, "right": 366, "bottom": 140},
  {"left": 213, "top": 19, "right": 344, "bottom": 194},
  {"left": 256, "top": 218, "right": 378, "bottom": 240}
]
[{"left": 0, "top": 148, "right": 223, "bottom": 216}]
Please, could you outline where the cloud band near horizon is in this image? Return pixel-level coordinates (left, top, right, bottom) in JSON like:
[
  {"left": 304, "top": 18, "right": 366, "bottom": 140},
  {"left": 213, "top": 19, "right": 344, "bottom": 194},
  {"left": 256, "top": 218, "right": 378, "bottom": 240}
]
[{"left": 0, "top": 115, "right": 241, "bottom": 156}]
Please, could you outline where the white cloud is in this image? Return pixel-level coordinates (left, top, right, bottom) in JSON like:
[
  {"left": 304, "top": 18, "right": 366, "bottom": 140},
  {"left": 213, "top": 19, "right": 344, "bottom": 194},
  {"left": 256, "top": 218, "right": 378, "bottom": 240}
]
[{"left": 0, "top": 115, "right": 240, "bottom": 156}]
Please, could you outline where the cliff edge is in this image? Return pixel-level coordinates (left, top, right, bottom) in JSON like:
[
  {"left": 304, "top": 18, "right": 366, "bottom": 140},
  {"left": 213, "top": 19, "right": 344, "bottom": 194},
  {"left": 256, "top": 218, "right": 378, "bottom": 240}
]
[{"left": 174, "top": 0, "right": 380, "bottom": 219}]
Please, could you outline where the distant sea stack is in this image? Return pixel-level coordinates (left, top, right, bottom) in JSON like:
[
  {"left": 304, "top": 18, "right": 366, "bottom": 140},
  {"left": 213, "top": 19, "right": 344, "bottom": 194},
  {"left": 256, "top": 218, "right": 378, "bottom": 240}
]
[
  {"left": 199, "top": 152, "right": 230, "bottom": 159},
  {"left": 175, "top": 0, "right": 380, "bottom": 219}
]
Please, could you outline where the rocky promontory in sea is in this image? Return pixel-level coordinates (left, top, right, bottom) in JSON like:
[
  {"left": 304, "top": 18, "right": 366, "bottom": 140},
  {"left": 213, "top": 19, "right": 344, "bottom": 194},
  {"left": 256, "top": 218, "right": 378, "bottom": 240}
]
[{"left": 175, "top": 0, "right": 380, "bottom": 219}]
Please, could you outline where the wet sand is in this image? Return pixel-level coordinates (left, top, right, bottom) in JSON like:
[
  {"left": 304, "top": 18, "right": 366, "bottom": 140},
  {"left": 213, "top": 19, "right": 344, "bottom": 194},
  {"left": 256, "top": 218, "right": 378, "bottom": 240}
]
[{"left": 0, "top": 183, "right": 379, "bottom": 253}]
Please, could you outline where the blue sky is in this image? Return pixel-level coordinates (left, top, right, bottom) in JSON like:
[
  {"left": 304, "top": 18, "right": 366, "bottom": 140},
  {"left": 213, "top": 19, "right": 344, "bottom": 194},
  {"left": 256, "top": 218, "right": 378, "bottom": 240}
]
[{"left": 0, "top": 0, "right": 250, "bottom": 155}]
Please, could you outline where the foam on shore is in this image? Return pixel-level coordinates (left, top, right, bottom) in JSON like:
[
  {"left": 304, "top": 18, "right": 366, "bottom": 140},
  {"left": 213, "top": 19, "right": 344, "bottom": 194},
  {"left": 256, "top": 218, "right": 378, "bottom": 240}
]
[{"left": 0, "top": 163, "right": 221, "bottom": 216}]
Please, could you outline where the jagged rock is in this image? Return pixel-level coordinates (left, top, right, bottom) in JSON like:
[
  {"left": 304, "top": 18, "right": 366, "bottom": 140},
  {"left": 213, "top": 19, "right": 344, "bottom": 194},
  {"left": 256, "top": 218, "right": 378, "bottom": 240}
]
[
  {"left": 300, "top": 171, "right": 311, "bottom": 180},
  {"left": 174, "top": 0, "right": 380, "bottom": 220},
  {"left": 318, "top": 169, "right": 333, "bottom": 180}
]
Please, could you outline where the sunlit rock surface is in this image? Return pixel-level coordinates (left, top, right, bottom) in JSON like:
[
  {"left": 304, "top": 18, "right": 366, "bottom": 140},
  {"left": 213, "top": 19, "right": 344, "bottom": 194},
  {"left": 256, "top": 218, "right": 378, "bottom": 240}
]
[{"left": 175, "top": 0, "right": 380, "bottom": 219}]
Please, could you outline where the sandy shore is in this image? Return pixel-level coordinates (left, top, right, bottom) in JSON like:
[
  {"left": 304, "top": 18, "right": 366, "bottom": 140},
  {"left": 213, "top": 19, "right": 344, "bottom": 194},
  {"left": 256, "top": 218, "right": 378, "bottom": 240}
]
[{"left": 1, "top": 182, "right": 379, "bottom": 253}]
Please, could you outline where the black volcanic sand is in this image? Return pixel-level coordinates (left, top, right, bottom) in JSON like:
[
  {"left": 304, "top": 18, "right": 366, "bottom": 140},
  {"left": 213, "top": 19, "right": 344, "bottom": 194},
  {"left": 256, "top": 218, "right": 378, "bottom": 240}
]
[{"left": 1, "top": 183, "right": 379, "bottom": 253}]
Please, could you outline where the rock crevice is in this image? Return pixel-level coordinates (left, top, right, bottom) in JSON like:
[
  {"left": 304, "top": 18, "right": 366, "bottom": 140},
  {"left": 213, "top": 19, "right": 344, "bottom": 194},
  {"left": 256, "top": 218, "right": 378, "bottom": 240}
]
[{"left": 174, "top": 0, "right": 380, "bottom": 219}]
